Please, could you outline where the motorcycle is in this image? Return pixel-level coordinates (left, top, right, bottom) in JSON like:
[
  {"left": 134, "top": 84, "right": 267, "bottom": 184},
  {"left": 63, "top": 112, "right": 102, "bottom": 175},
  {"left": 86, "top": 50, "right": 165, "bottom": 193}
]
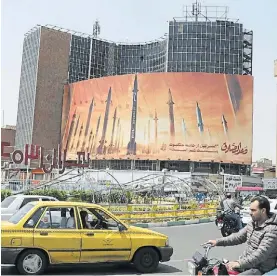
[
  {"left": 216, "top": 207, "right": 244, "bottom": 237},
  {"left": 187, "top": 244, "right": 277, "bottom": 276},
  {"left": 187, "top": 243, "right": 240, "bottom": 275}
]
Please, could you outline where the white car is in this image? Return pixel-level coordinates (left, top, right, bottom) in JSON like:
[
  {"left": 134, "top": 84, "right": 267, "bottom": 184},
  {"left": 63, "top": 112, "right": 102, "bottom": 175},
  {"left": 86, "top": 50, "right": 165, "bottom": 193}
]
[
  {"left": 241, "top": 198, "right": 277, "bottom": 225},
  {"left": 1, "top": 194, "right": 58, "bottom": 221}
]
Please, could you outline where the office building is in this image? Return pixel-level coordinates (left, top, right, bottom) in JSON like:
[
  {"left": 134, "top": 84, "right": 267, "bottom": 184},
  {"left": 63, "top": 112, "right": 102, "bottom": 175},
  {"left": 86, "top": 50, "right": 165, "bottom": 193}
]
[{"left": 15, "top": 2, "right": 253, "bottom": 174}]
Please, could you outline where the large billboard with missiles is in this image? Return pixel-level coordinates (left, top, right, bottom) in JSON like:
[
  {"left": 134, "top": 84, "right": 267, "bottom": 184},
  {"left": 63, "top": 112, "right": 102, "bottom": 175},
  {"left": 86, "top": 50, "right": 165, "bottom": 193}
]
[{"left": 61, "top": 72, "right": 253, "bottom": 164}]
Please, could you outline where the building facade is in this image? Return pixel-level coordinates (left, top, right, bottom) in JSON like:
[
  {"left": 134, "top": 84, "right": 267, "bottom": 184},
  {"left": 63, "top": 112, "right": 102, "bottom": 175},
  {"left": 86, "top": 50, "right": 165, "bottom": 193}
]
[
  {"left": 275, "top": 59, "right": 277, "bottom": 177},
  {"left": 15, "top": 4, "right": 253, "bottom": 174}
]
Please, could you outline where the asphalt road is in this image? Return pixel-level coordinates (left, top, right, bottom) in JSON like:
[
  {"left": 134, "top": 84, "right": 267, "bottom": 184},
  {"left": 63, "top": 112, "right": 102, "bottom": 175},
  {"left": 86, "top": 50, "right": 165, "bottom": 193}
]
[{"left": 2, "top": 222, "right": 245, "bottom": 275}]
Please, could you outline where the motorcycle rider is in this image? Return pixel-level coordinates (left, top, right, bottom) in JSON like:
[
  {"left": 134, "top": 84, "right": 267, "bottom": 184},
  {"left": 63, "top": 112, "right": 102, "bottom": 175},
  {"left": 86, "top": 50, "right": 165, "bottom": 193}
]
[
  {"left": 221, "top": 192, "right": 243, "bottom": 230},
  {"left": 206, "top": 196, "right": 277, "bottom": 275}
]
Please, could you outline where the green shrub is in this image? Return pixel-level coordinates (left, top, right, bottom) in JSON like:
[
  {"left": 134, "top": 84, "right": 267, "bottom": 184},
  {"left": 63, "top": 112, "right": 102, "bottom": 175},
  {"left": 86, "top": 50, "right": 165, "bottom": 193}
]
[
  {"left": 1, "top": 189, "right": 12, "bottom": 201},
  {"left": 24, "top": 189, "right": 67, "bottom": 201}
]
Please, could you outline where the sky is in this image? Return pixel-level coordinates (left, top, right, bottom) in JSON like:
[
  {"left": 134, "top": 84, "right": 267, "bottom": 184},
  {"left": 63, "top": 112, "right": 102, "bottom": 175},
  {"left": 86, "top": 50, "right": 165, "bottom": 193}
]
[{"left": 1, "top": 0, "right": 277, "bottom": 164}]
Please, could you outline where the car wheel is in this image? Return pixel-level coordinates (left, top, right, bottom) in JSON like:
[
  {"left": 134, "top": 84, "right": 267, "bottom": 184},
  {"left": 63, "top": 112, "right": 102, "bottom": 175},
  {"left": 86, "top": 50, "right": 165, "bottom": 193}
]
[
  {"left": 16, "top": 249, "right": 48, "bottom": 275},
  {"left": 133, "top": 247, "right": 159, "bottom": 273}
]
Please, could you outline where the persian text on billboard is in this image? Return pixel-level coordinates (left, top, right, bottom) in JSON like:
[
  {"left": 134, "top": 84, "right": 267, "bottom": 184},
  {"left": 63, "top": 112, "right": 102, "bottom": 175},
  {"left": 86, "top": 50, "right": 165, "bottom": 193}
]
[{"left": 61, "top": 72, "right": 253, "bottom": 164}]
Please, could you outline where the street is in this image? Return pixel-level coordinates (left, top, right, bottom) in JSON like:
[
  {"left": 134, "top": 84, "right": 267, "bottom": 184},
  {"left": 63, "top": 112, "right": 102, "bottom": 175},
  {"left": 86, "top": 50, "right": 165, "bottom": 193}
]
[{"left": 2, "top": 222, "right": 245, "bottom": 275}]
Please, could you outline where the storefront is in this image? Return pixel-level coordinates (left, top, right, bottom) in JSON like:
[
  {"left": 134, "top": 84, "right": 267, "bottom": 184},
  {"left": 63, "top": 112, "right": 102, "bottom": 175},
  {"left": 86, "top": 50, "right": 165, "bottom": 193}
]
[{"left": 263, "top": 178, "right": 277, "bottom": 199}]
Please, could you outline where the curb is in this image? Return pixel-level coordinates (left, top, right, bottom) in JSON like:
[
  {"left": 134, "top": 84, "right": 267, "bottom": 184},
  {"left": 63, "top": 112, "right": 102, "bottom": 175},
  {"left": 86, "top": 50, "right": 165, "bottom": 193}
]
[{"left": 132, "top": 217, "right": 215, "bottom": 228}]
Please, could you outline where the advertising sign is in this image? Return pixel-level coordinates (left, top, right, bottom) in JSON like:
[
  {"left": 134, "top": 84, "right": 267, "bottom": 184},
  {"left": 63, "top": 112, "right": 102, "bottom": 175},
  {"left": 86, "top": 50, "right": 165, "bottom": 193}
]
[
  {"left": 61, "top": 72, "right": 253, "bottom": 164},
  {"left": 263, "top": 179, "right": 277, "bottom": 190},
  {"left": 224, "top": 174, "right": 242, "bottom": 193}
]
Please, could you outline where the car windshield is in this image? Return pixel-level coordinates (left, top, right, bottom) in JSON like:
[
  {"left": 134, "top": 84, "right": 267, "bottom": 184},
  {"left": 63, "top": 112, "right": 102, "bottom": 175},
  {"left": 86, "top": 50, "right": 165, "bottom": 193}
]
[
  {"left": 8, "top": 202, "right": 35, "bottom": 224},
  {"left": 1, "top": 196, "right": 16, "bottom": 208}
]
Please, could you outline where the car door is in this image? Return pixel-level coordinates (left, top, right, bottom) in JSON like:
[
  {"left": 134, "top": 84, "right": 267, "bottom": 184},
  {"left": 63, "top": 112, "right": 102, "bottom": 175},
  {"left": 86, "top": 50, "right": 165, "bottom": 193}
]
[
  {"left": 79, "top": 207, "right": 131, "bottom": 263},
  {"left": 33, "top": 206, "right": 81, "bottom": 264}
]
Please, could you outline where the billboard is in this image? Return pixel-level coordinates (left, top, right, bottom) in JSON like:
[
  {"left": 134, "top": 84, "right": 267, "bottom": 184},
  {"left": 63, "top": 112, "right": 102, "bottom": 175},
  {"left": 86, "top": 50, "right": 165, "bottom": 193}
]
[{"left": 61, "top": 72, "right": 253, "bottom": 164}]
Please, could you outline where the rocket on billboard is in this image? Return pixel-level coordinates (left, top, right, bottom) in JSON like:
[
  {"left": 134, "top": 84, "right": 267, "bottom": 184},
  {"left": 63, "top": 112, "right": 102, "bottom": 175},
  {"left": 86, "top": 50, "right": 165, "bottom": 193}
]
[
  {"left": 108, "top": 107, "right": 117, "bottom": 154},
  {"left": 167, "top": 88, "right": 175, "bottom": 142},
  {"left": 84, "top": 98, "right": 94, "bottom": 136},
  {"left": 70, "top": 115, "right": 80, "bottom": 150},
  {"left": 66, "top": 109, "right": 77, "bottom": 151},
  {"left": 97, "top": 88, "right": 112, "bottom": 155},
  {"left": 115, "top": 118, "right": 120, "bottom": 154},
  {"left": 182, "top": 118, "right": 186, "bottom": 135},
  {"left": 196, "top": 102, "right": 204, "bottom": 133},
  {"left": 86, "top": 130, "right": 93, "bottom": 152},
  {"left": 82, "top": 98, "right": 95, "bottom": 151},
  {"left": 225, "top": 75, "right": 242, "bottom": 116},
  {"left": 92, "top": 115, "right": 101, "bottom": 154},
  {"left": 222, "top": 114, "right": 228, "bottom": 135},
  {"left": 76, "top": 123, "right": 83, "bottom": 151},
  {"left": 127, "top": 74, "right": 139, "bottom": 155},
  {"left": 153, "top": 109, "right": 158, "bottom": 153}
]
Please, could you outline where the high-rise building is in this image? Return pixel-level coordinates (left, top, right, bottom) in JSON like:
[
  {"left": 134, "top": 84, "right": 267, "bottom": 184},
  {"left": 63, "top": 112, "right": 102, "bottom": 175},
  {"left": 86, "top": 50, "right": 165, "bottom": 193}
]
[
  {"left": 274, "top": 59, "right": 277, "bottom": 177},
  {"left": 15, "top": 2, "right": 253, "bottom": 175}
]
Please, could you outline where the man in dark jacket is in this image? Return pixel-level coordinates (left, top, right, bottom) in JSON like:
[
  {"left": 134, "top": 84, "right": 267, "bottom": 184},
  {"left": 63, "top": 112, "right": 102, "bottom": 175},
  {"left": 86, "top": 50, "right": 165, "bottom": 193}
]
[{"left": 206, "top": 196, "right": 277, "bottom": 275}]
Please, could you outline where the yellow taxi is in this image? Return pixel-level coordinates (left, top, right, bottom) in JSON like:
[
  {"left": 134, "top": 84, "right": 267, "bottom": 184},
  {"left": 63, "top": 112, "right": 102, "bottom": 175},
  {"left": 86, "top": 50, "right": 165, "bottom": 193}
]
[{"left": 1, "top": 201, "right": 173, "bottom": 275}]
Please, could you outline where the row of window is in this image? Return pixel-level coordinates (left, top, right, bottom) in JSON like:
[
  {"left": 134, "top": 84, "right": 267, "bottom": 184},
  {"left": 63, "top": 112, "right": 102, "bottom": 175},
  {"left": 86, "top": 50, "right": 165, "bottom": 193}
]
[{"left": 14, "top": 204, "right": 120, "bottom": 231}]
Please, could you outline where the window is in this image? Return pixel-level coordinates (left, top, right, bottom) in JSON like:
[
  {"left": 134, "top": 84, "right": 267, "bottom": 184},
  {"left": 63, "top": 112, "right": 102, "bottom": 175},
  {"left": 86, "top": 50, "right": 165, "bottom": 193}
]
[
  {"left": 9, "top": 203, "right": 36, "bottom": 224},
  {"left": 1, "top": 196, "right": 16, "bottom": 208},
  {"left": 20, "top": 198, "right": 39, "bottom": 208},
  {"left": 24, "top": 207, "right": 45, "bottom": 228},
  {"left": 89, "top": 208, "right": 120, "bottom": 231},
  {"left": 37, "top": 207, "right": 76, "bottom": 229},
  {"left": 41, "top": 198, "right": 54, "bottom": 201}
]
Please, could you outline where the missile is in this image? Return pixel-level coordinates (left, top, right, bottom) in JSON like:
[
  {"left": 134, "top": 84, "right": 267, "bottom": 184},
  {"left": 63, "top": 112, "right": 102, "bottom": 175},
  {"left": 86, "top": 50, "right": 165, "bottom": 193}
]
[
  {"left": 115, "top": 118, "right": 120, "bottom": 154},
  {"left": 76, "top": 123, "right": 83, "bottom": 151},
  {"left": 147, "top": 119, "right": 151, "bottom": 154},
  {"left": 225, "top": 74, "right": 242, "bottom": 115},
  {"left": 92, "top": 115, "right": 101, "bottom": 154},
  {"left": 153, "top": 109, "right": 158, "bottom": 152},
  {"left": 127, "top": 74, "right": 139, "bottom": 155},
  {"left": 86, "top": 130, "right": 93, "bottom": 152},
  {"left": 84, "top": 98, "right": 94, "bottom": 136},
  {"left": 196, "top": 102, "right": 204, "bottom": 133},
  {"left": 89, "top": 134, "right": 95, "bottom": 155},
  {"left": 97, "top": 88, "right": 112, "bottom": 155},
  {"left": 116, "top": 125, "right": 121, "bottom": 153},
  {"left": 66, "top": 109, "right": 77, "bottom": 151},
  {"left": 167, "top": 89, "right": 175, "bottom": 142},
  {"left": 108, "top": 107, "right": 117, "bottom": 154},
  {"left": 222, "top": 114, "right": 228, "bottom": 134},
  {"left": 70, "top": 115, "right": 80, "bottom": 150},
  {"left": 182, "top": 118, "right": 186, "bottom": 135}
]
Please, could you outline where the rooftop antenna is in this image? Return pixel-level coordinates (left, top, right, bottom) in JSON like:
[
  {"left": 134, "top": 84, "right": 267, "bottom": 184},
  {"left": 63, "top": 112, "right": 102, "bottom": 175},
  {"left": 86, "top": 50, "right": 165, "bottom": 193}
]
[
  {"left": 192, "top": 0, "right": 201, "bottom": 22},
  {"left": 93, "top": 19, "right": 101, "bottom": 38}
]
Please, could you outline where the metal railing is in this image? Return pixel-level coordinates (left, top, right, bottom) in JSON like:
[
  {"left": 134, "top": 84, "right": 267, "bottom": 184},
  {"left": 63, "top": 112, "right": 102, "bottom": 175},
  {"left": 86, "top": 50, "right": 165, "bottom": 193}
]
[{"left": 106, "top": 206, "right": 217, "bottom": 223}]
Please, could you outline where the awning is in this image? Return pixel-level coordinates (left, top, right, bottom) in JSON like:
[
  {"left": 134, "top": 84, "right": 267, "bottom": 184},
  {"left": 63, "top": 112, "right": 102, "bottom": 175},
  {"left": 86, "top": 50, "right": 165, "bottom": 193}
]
[{"left": 236, "top": 186, "right": 263, "bottom": 191}]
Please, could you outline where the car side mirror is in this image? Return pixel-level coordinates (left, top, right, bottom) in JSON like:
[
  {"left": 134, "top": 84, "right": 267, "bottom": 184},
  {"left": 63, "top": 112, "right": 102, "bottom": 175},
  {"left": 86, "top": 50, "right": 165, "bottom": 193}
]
[{"left": 118, "top": 223, "right": 126, "bottom": 232}]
